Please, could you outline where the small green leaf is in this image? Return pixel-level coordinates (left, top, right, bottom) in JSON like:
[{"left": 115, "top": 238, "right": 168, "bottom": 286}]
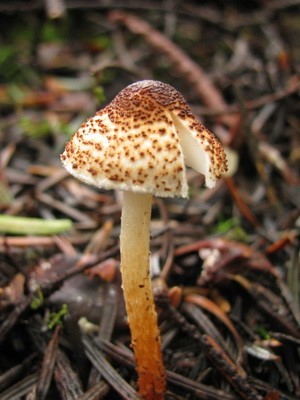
[
  {"left": 20, "top": 115, "right": 51, "bottom": 138},
  {"left": 216, "top": 217, "right": 239, "bottom": 233},
  {"left": 47, "top": 304, "right": 69, "bottom": 330},
  {"left": 255, "top": 325, "right": 272, "bottom": 340},
  {"left": 214, "top": 217, "right": 248, "bottom": 242},
  {"left": 30, "top": 287, "right": 44, "bottom": 310}
]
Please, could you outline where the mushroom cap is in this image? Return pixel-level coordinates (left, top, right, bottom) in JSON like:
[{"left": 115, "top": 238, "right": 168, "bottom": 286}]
[{"left": 61, "top": 80, "right": 227, "bottom": 198}]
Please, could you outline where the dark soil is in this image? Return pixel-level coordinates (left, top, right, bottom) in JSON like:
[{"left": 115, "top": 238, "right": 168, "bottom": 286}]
[{"left": 0, "top": 1, "right": 299, "bottom": 399}]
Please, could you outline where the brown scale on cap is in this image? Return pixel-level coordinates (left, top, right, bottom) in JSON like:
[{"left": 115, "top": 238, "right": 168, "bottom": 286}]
[{"left": 61, "top": 80, "right": 227, "bottom": 197}]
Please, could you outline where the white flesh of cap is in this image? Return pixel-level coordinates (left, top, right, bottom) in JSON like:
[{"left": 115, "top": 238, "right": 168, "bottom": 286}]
[{"left": 171, "top": 112, "right": 216, "bottom": 189}]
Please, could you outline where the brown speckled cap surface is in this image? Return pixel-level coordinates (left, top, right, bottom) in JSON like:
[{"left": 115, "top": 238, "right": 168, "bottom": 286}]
[{"left": 61, "top": 80, "right": 227, "bottom": 197}]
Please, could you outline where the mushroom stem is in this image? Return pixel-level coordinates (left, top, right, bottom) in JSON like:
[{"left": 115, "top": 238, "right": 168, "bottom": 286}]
[{"left": 120, "top": 191, "right": 166, "bottom": 400}]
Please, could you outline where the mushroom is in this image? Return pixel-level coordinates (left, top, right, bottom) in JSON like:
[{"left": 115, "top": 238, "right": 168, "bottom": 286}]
[{"left": 61, "top": 80, "right": 227, "bottom": 400}]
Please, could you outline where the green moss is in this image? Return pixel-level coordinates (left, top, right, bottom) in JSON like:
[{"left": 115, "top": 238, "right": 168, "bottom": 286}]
[{"left": 47, "top": 304, "right": 69, "bottom": 329}]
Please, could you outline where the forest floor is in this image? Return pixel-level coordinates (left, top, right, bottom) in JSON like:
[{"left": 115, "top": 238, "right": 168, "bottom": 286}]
[{"left": 0, "top": 1, "right": 299, "bottom": 399}]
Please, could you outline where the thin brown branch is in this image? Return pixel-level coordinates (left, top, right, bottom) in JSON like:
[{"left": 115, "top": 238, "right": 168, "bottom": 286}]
[{"left": 108, "top": 10, "right": 239, "bottom": 131}]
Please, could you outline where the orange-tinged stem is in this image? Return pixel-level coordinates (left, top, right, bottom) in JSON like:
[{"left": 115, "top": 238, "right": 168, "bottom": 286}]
[{"left": 120, "top": 191, "right": 166, "bottom": 400}]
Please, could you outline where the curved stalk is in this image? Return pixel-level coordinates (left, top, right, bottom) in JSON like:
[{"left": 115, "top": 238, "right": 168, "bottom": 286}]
[{"left": 120, "top": 191, "right": 166, "bottom": 400}]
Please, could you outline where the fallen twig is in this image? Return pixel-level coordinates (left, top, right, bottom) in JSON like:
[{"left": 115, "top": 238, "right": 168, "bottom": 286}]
[{"left": 108, "top": 10, "right": 239, "bottom": 131}]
